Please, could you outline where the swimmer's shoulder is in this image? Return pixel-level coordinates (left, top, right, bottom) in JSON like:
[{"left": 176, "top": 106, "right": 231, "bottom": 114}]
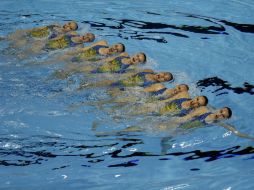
[
  {"left": 90, "top": 40, "right": 108, "bottom": 47},
  {"left": 179, "top": 106, "right": 209, "bottom": 122},
  {"left": 144, "top": 83, "right": 165, "bottom": 93}
]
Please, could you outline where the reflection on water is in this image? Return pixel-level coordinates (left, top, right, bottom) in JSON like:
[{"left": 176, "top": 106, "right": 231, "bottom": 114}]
[
  {"left": 197, "top": 77, "right": 254, "bottom": 96},
  {"left": 82, "top": 11, "right": 254, "bottom": 44},
  {"left": 1, "top": 135, "right": 253, "bottom": 168}
]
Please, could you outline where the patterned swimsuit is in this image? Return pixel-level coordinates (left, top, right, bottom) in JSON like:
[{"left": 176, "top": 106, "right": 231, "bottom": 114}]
[
  {"left": 28, "top": 25, "right": 63, "bottom": 39},
  {"left": 92, "top": 56, "right": 130, "bottom": 73},
  {"left": 71, "top": 45, "right": 108, "bottom": 62},
  {"left": 44, "top": 34, "right": 81, "bottom": 51},
  {"left": 179, "top": 112, "right": 212, "bottom": 129},
  {"left": 159, "top": 98, "right": 191, "bottom": 115},
  {"left": 111, "top": 71, "right": 156, "bottom": 89}
]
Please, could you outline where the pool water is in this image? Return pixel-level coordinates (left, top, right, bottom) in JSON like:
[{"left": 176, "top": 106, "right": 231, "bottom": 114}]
[{"left": 0, "top": 0, "right": 254, "bottom": 189}]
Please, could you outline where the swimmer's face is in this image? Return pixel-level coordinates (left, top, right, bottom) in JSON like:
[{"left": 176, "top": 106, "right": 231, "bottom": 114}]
[
  {"left": 63, "top": 21, "right": 78, "bottom": 32},
  {"left": 174, "top": 84, "right": 188, "bottom": 94},
  {"left": 107, "top": 43, "right": 125, "bottom": 54},
  {"left": 155, "top": 72, "right": 173, "bottom": 82},
  {"left": 81, "top": 33, "right": 95, "bottom": 42},
  {"left": 189, "top": 96, "right": 207, "bottom": 108},
  {"left": 209, "top": 108, "right": 231, "bottom": 122},
  {"left": 130, "top": 53, "right": 146, "bottom": 64}
]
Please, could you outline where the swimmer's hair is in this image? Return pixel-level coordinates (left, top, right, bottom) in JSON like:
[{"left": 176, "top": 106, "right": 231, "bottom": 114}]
[
  {"left": 201, "top": 96, "right": 208, "bottom": 106},
  {"left": 180, "top": 84, "right": 189, "bottom": 91},
  {"left": 158, "top": 72, "right": 173, "bottom": 82},
  {"left": 119, "top": 43, "right": 125, "bottom": 52},
  {"left": 87, "top": 33, "right": 95, "bottom": 41},
  {"left": 72, "top": 22, "right": 78, "bottom": 30},
  {"left": 67, "top": 21, "right": 78, "bottom": 30},
  {"left": 167, "top": 72, "right": 173, "bottom": 82},
  {"left": 224, "top": 107, "right": 232, "bottom": 118},
  {"left": 140, "top": 52, "right": 146, "bottom": 63}
]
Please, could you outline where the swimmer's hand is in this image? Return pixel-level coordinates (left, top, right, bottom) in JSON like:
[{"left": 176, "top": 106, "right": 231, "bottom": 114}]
[{"left": 220, "top": 123, "right": 254, "bottom": 140}]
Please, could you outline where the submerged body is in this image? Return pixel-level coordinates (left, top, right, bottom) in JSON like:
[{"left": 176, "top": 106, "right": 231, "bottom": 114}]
[{"left": 7, "top": 21, "right": 78, "bottom": 48}]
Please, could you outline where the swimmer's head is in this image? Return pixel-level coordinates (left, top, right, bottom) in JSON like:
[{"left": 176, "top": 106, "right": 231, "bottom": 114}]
[
  {"left": 174, "top": 84, "right": 189, "bottom": 94},
  {"left": 189, "top": 96, "right": 208, "bottom": 108},
  {"left": 130, "top": 52, "right": 146, "bottom": 64},
  {"left": 207, "top": 107, "right": 232, "bottom": 122},
  {"left": 63, "top": 21, "right": 78, "bottom": 32},
  {"left": 107, "top": 43, "right": 125, "bottom": 54},
  {"left": 81, "top": 33, "right": 95, "bottom": 42},
  {"left": 154, "top": 72, "right": 173, "bottom": 82}
]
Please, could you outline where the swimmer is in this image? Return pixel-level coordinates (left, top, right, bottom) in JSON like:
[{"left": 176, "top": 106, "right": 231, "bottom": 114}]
[
  {"left": 53, "top": 52, "right": 147, "bottom": 79},
  {"left": 43, "top": 32, "right": 95, "bottom": 51},
  {"left": 7, "top": 21, "right": 78, "bottom": 48},
  {"left": 54, "top": 40, "right": 125, "bottom": 63},
  {"left": 78, "top": 69, "right": 173, "bottom": 91},
  {"left": 103, "top": 83, "right": 189, "bottom": 108},
  {"left": 159, "top": 106, "right": 252, "bottom": 139},
  {"left": 130, "top": 95, "right": 208, "bottom": 116},
  {"left": 146, "top": 84, "right": 190, "bottom": 103},
  {"left": 96, "top": 107, "right": 254, "bottom": 140},
  {"left": 68, "top": 70, "right": 173, "bottom": 111},
  {"left": 175, "top": 107, "right": 232, "bottom": 129},
  {"left": 71, "top": 42, "right": 125, "bottom": 62},
  {"left": 16, "top": 32, "right": 95, "bottom": 59},
  {"left": 110, "top": 84, "right": 189, "bottom": 118},
  {"left": 90, "top": 52, "right": 146, "bottom": 74}
]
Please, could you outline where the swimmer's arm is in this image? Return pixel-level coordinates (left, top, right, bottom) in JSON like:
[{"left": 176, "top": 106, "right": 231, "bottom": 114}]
[
  {"left": 67, "top": 31, "right": 78, "bottom": 35},
  {"left": 65, "top": 40, "right": 108, "bottom": 55},
  {"left": 90, "top": 40, "right": 108, "bottom": 47},
  {"left": 142, "top": 69, "right": 154, "bottom": 73},
  {"left": 97, "top": 52, "right": 129, "bottom": 63},
  {"left": 120, "top": 69, "right": 155, "bottom": 79},
  {"left": 78, "top": 79, "right": 115, "bottom": 90},
  {"left": 144, "top": 83, "right": 165, "bottom": 93},
  {"left": 81, "top": 40, "right": 108, "bottom": 51},
  {"left": 62, "top": 44, "right": 88, "bottom": 57},
  {"left": 175, "top": 106, "right": 209, "bottom": 123},
  {"left": 219, "top": 123, "right": 254, "bottom": 140},
  {"left": 160, "top": 92, "right": 190, "bottom": 103}
]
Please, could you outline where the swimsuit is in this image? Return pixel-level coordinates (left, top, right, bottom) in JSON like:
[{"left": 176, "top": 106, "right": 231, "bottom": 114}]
[
  {"left": 29, "top": 25, "right": 59, "bottom": 39},
  {"left": 44, "top": 34, "right": 81, "bottom": 51},
  {"left": 149, "top": 87, "right": 167, "bottom": 96},
  {"left": 111, "top": 71, "right": 156, "bottom": 89},
  {"left": 159, "top": 98, "right": 191, "bottom": 115},
  {"left": 92, "top": 56, "right": 130, "bottom": 73},
  {"left": 71, "top": 45, "right": 108, "bottom": 62},
  {"left": 179, "top": 112, "right": 212, "bottom": 129}
]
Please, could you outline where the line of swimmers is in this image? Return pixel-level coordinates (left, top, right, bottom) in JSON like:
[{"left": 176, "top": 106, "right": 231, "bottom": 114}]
[{"left": 4, "top": 21, "right": 254, "bottom": 140}]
